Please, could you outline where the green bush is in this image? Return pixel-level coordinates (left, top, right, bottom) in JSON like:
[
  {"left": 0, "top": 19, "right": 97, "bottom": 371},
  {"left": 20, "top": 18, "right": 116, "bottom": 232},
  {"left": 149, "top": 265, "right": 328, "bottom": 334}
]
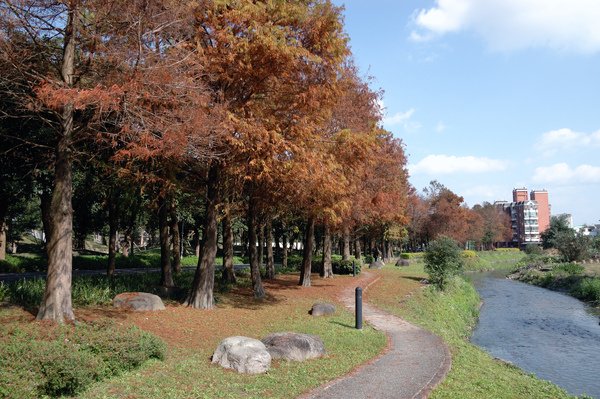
[
  {"left": 524, "top": 244, "right": 543, "bottom": 255},
  {"left": 461, "top": 250, "right": 477, "bottom": 258},
  {"left": 332, "top": 259, "right": 360, "bottom": 275},
  {"left": 287, "top": 254, "right": 304, "bottom": 271},
  {"left": 364, "top": 255, "right": 374, "bottom": 263},
  {"left": 424, "top": 237, "right": 463, "bottom": 290},
  {"left": 400, "top": 252, "right": 425, "bottom": 260},
  {"left": 554, "top": 231, "right": 590, "bottom": 262},
  {"left": 0, "top": 321, "right": 166, "bottom": 398},
  {"left": 40, "top": 342, "right": 106, "bottom": 397},
  {"left": 0, "top": 282, "right": 8, "bottom": 303},
  {"left": 571, "top": 278, "right": 600, "bottom": 302},
  {"left": 2, "top": 271, "right": 196, "bottom": 308},
  {"left": 553, "top": 263, "right": 585, "bottom": 276}
]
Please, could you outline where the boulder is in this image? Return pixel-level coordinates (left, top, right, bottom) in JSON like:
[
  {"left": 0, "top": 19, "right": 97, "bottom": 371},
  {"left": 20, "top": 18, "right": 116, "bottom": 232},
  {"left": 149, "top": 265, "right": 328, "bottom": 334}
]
[
  {"left": 113, "top": 292, "right": 165, "bottom": 311},
  {"left": 262, "top": 332, "right": 326, "bottom": 361},
  {"left": 310, "top": 302, "right": 336, "bottom": 317},
  {"left": 369, "top": 260, "right": 385, "bottom": 269},
  {"left": 395, "top": 259, "right": 410, "bottom": 267},
  {"left": 212, "top": 336, "right": 271, "bottom": 374}
]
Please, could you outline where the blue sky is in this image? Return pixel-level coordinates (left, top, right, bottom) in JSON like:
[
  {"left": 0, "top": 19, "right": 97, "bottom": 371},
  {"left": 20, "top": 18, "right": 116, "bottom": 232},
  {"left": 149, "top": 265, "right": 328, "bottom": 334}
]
[{"left": 334, "top": 0, "right": 600, "bottom": 226}]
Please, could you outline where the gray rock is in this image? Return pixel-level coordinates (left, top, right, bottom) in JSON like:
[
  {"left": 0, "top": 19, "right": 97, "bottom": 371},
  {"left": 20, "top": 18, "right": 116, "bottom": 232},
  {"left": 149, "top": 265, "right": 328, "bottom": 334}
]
[
  {"left": 212, "top": 336, "right": 271, "bottom": 374},
  {"left": 369, "top": 260, "right": 385, "bottom": 269},
  {"left": 396, "top": 259, "right": 410, "bottom": 267},
  {"left": 262, "top": 332, "right": 326, "bottom": 361},
  {"left": 113, "top": 292, "right": 165, "bottom": 311},
  {"left": 310, "top": 302, "right": 336, "bottom": 316}
]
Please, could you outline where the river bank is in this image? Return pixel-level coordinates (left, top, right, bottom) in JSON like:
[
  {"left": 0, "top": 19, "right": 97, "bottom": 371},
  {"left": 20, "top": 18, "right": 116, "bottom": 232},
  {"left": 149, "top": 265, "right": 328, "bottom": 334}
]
[
  {"left": 508, "top": 255, "right": 600, "bottom": 312},
  {"left": 367, "top": 259, "right": 576, "bottom": 399}
]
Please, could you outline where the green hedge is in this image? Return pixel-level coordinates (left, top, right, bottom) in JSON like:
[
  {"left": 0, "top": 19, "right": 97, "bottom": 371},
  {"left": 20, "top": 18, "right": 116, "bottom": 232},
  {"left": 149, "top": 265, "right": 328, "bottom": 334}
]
[
  {"left": 400, "top": 252, "right": 425, "bottom": 260},
  {"left": 0, "top": 321, "right": 166, "bottom": 398}
]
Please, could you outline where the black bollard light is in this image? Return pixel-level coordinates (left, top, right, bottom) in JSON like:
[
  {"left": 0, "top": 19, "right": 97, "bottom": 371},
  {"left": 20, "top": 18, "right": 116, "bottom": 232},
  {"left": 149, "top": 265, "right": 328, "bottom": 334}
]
[
  {"left": 352, "top": 260, "right": 356, "bottom": 276},
  {"left": 355, "top": 287, "right": 363, "bottom": 330}
]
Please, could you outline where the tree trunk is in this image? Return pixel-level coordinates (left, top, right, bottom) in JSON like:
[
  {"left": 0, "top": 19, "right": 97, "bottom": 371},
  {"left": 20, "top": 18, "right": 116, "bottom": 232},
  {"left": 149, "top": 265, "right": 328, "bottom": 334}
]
[
  {"left": 282, "top": 233, "right": 288, "bottom": 269},
  {"left": 273, "top": 226, "right": 282, "bottom": 262},
  {"left": 40, "top": 190, "right": 52, "bottom": 244},
  {"left": 258, "top": 225, "right": 265, "bottom": 268},
  {"left": 187, "top": 164, "right": 220, "bottom": 309},
  {"left": 121, "top": 231, "right": 131, "bottom": 257},
  {"left": 354, "top": 238, "right": 362, "bottom": 260},
  {"left": 107, "top": 193, "right": 118, "bottom": 277},
  {"left": 0, "top": 199, "right": 7, "bottom": 261},
  {"left": 247, "top": 196, "right": 265, "bottom": 298},
  {"left": 342, "top": 225, "right": 351, "bottom": 261},
  {"left": 37, "top": 7, "right": 77, "bottom": 323},
  {"left": 221, "top": 209, "right": 236, "bottom": 284},
  {"left": 170, "top": 206, "right": 181, "bottom": 274},
  {"left": 193, "top": 226, "right": 201, "bottom": 258},
  {"left": 321, "top": 223, "right": 333, "bottom": 278},
  {"left": 158, "top": 196, "right": 174, "bottom": 288},
  {"left": 0, "top": 223, "right": 6, "bottom": 261},
  {"left": 299, "top": 217, "right": 315, "bottom": 287},
  {"left": 265, "top": 219, "right": 275, "bottom": 279}
]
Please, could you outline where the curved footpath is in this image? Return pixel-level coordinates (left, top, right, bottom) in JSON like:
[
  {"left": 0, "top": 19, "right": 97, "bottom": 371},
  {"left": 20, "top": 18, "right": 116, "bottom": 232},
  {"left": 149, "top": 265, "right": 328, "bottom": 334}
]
[{"left": 301, "top": 271, "right": 452, "bottom": 399}]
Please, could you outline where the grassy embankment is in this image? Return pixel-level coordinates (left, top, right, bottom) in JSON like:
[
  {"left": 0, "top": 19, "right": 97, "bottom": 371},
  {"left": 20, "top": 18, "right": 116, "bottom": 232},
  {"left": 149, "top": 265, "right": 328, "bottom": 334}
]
[
  {"left": 510, "top": 254, "right": 600, "bottom": 308},
  {"left": 0, "top": 266, "right": 385, "bottom": 399},
  {"left": 367, "top": 251, "right": 577, "bottom": 399}
]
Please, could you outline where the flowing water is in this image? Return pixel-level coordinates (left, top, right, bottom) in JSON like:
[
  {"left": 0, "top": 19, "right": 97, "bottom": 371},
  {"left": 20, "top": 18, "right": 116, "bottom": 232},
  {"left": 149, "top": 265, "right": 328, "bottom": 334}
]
[{"left": 470, "top": 271, "right": 600, "bottom": 398}]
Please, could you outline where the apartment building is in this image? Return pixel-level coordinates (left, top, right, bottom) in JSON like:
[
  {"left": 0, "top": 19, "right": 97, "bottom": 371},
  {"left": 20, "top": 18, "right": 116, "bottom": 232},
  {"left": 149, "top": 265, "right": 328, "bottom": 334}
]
[{"left": 494, "top": 188, "right": 551, "bottom": 247}]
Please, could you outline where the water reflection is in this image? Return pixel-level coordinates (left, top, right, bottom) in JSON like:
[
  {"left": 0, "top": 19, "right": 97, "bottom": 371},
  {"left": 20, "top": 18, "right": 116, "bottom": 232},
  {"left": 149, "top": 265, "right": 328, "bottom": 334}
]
[{"left": 470, "top": 273, "right": 600, "bottom": 398}]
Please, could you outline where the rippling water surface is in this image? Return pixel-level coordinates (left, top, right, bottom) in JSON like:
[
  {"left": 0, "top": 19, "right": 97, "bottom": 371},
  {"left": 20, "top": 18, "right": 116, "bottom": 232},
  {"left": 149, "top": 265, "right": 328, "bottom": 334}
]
[{"left": 470, "top": 272, "right": 600, "bottom": 398}]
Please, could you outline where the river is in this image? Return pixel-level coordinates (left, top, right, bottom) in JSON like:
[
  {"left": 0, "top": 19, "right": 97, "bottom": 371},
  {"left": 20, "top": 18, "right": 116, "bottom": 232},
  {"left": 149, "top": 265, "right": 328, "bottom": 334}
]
[{"left": 470, "top": 271, "right": 600, "bottom": 398}]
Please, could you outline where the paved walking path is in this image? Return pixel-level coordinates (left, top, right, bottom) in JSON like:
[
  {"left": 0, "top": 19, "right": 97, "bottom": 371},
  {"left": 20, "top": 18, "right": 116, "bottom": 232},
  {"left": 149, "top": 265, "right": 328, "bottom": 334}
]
[{"left": 302, "top": 271, "right": 452, "bottom": 399}]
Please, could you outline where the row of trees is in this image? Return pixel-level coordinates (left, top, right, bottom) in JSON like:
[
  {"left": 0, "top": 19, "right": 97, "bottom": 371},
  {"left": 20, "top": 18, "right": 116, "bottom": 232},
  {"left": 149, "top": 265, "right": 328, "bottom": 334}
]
[
  {"left": 405, "top": 181, "right": 512, "bottom": 251},
  {"left": 0, "top": 0, "right": 411, "bottom": 322}
]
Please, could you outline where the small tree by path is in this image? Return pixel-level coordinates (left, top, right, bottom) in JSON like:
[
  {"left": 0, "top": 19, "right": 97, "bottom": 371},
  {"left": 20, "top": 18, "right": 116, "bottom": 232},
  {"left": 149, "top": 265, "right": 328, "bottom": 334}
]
[{"left": 424, "top": 236, "right": 463, "bottom": 290}]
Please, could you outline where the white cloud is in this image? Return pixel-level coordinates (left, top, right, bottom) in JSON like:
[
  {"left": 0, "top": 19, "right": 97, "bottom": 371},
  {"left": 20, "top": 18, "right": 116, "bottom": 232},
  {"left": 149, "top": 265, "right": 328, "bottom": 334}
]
[
  {"left": 533, "top": 163, "right": 600, "bottom": 184},
  {"left": 409, "top": 154, "right": 508, "bottom": 175},
  {"left": 383, "top": 108, "right": 422, "bottom": 133},
  {"left": 411, "top": 0, "right": 600, "bottom": 53},
  {"left": 384, "top": 108, "right": 414, "bottom": 125},
  {"left": 537, "top": 128, "right": 600, "bottom": 156}
]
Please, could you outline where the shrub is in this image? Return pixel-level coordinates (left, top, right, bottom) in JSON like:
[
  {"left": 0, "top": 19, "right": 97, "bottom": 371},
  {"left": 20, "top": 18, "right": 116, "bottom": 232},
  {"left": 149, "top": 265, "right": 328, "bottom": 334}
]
[
  {"left": 555, "top": 231, "right": 590, "bottom": 262},
  {"left": 553, "top": 263, "right": 585, "bottom": 276},
  {"left": 0, "top": 321, "right": 166, "bottom": 398},
  {"left": 571, "top": 278, "right": 600, "bottom": 302},
  {"left": 495, "top": 248, "right": 521, "bottom": 252},
  {"left": 524, "top": 244, "right": 543, "bottom": 255},
  {"left": 461, "top": 250, "right": 477, "bottom": 258},
  {"left": 400, "top": 252, "right": 425, "bottom": 260},
  {"left": 0, "top": 282, "right": 7, "bottom": 303},
  {"left": 287, "top": 254, "right": 304, "bottom": 271},
  {"left": 364, "top": 255, "right": 374, "bottom": 264},
  {"left": 424, "top": 237, "right": 463, "bottom": 290},
  {"left": 332, "top": 259, "right": 360, "bottom": 275}
]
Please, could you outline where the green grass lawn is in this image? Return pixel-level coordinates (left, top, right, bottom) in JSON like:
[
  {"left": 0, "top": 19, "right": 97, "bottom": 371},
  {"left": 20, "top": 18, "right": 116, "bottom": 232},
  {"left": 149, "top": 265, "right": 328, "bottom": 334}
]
[
  {"left": 368, "top": 259, "right": 577, "bottom": 399},
  {"left": 78, "top": 309, "right": 385, "bottom": 399}
]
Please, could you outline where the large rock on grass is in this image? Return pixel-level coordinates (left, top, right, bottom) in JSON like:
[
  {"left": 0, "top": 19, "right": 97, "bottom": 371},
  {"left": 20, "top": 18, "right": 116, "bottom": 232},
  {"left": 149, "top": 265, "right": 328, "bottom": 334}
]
[
  {"left": 212, "top": 336, "right": 271, "bottom": 374},
  {"left": 262, "top": 332, "right": 326, "bottom": 361},
  {"left": 396, "top": 259, "right": 410, "bottom": 267},
  {"left": 369, "top": 260, "right": 385, "bottom": 269},
  {"left": 310, "top": 302, "right": 336, "bottom": 317},
  {"left": 113, "top": 292, "right": 165, "bottom": 311}
]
